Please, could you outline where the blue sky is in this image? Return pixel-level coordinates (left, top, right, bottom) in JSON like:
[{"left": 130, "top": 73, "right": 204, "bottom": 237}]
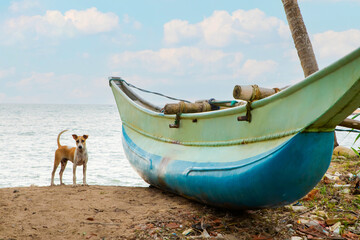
[{"left": 0, "top": 0, "right": 360, "bottom": 104}]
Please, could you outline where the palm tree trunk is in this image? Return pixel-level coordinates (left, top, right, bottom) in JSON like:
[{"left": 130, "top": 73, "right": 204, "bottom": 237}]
[
  {"left": 282, "top": 0, "right": 338, "bottom": 147},
  {"left": 282, "top": 0, "right": 319, "bottom": 77}
]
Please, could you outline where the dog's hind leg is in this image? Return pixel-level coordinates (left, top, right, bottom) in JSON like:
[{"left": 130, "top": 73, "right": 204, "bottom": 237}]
[
  {"left": 59, "top": 159, "right": 68, "bottom": 185},
  {"left": 51, "top": 155, "right": 61, "bottom": 186}
]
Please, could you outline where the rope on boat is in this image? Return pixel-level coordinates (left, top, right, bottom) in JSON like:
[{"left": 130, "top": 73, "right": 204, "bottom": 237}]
[
  {"left": 250, "top": 85, "right": 261, "bottom": 101},
  {"left": 111, "top": 77, "right": 191, "bottom": 103}
]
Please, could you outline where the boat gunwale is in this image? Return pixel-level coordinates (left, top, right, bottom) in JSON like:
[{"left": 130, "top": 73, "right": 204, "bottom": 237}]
[{"left": 109, "top": 47, "right": 360, "bottom": 120}]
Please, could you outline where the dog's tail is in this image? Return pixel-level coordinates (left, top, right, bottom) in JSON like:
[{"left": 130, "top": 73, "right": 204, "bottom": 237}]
[{"left": 57, "top": 130, "right": 68, "bottom": 148}]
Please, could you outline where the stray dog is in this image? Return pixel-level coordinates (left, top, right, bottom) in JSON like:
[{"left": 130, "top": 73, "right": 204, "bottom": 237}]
[{"left": 51, "top": 130, "right": 89, "bottom": 186}]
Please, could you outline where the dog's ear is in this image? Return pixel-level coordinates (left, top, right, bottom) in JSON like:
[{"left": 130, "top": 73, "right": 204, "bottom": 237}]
[
  {"left": 72, "top": 134, "right": 78, "bottom": 140},
  {"left": 83, "top": 135, "right": 88, "bottom": 139}
]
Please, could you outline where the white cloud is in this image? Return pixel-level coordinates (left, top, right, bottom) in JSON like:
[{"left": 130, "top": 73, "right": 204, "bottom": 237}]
[
  {"left": 71, "top": 88, "right": 92, "bottom": 98},
  {"left": 110, "top": 47, "right": 278, "bottom": 86},
  {"left": 14, "top": 72, "right": 54, "bottom": 88},
  {"left": 123, "top": 14, "right": 131, "bottom": 24},
  {"left": 164, "top": 19, "right": 200, "bottom": 44},
  {"left": 65, "top": 8, "right": 119, "bottom": 34},
  {"left": 0, "top": 67, "right": 16, "bottom": 79},
  {"left": 237, "top": 59, "right": 278, "bottom": 81},
  {"left": 133, "top": 21, "right": 142, "bottom": 30},
  {"left": 110, "top": 47, "right": 243, "bottom": 75},
  {"left": 3, "top": 72, "right": 113, "bottom": 104},
  {"left": 163, "top": 9, "right": 289, "bottom": 47},
  {"left": 109, "top": 47, "right": 281, "bottom": 103},
  {"left": 9, "top": 0, "right": 41, "bottom": 12},
  {"left": 82, "top": 52, "right": 90, "bottom": 59},
  {"left": 110, "top": 33, "right": 136, "bottom": 46},
  {"left": 123, "top": 14, "right": 142, "bottom": 29},
  {"left": 313, "top": 29, "right": 360, "bottom": 60},
  {"left": 3, "top": 7, "right": 119, "bottom": 41}
]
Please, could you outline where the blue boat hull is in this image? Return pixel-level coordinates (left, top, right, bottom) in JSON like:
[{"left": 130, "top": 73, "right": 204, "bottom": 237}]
[{"left": 122, "top": 127, "right": 333, "bottom": 209}]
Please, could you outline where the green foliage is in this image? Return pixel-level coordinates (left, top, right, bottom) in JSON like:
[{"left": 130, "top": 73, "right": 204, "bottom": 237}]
[
  {"left": 351, "top": 112, "right": 360, "bottom": 156},
  {"left": 351, "top": 147, "right": 360, "bottom": 157},
  {"left": 320, "top": 186, "right": 327, "bottom": 195},
  {"left": 353, "top": 196, "right": 360, "bottom": 207},
  {"left": 352, "top": 113, "right": 360, "bottom": 119}
]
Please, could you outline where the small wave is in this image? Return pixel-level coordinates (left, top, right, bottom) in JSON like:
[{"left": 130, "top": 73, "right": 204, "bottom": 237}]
[{"left": 18, "top": 132, "right": 36, "bottom": 136}]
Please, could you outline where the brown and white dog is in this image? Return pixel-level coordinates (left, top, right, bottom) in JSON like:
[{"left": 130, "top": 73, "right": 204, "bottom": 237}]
[{"left": 51, "top": 130, "right": 89, "bottom": 186}]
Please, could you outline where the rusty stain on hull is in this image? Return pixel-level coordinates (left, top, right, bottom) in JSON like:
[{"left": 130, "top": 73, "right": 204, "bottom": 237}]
[{"left": 157, "top": 157, "right": 172, "bottom": 187}]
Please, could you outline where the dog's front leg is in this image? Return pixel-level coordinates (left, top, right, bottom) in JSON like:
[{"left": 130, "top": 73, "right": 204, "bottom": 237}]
[
  {"left": 82, "top": 163, "right": 88, "bottom": 186},
  {"left": 72, "top": 163, "right": 77, "bottom": 186}
]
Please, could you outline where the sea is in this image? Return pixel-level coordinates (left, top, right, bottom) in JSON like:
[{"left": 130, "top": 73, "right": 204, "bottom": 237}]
[
  {"left": 0, "top": 104, "right": 359, "bottom": 188},
  {"left": 0, "top": 104, "right": 148, "bottom": 188}
]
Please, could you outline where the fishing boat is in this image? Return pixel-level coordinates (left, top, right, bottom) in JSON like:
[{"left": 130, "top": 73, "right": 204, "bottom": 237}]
[{"left": 109, "top": 47, "right": 360, "bottom": 209}]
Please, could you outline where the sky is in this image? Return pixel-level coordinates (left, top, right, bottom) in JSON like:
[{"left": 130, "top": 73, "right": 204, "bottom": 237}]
[{"left": 0, "top": 0, "right": 360, "bottom": 105}]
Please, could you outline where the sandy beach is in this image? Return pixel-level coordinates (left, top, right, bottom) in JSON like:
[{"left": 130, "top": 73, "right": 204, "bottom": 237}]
[
  {"left": 0, "top": 184, "right": 306, "bottom": 240},
  {"left": 0, "top": 185, "right": 209, "bottom": 240}
]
